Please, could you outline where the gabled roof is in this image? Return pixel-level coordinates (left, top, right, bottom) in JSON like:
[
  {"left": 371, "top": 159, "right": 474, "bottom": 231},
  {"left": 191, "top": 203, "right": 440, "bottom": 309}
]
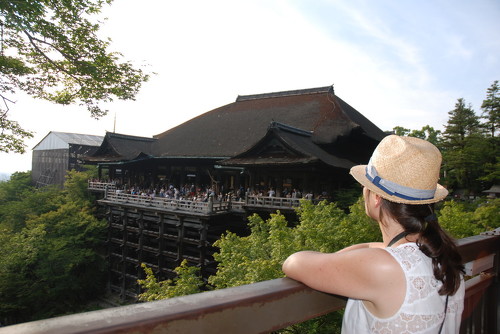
[
  {"left": 220, "top": 122, "right": 355, "bottom": 169},
  {"left": 483, "top": 185, "right": 500, "bottom": 194},
  {"left": 33, "top": 131, "right": 104, "bottom": 151},
  {"left": 88, "top": 132, "right": 156, "bottom": 162},
  {"left": 151, "top": 85, "right": 385, "bottom": 159}
]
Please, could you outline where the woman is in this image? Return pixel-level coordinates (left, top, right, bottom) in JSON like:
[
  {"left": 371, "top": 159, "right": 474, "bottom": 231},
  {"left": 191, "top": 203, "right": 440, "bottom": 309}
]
[{"left": 282, "top": 135, "right": 465, "bottom": 334}]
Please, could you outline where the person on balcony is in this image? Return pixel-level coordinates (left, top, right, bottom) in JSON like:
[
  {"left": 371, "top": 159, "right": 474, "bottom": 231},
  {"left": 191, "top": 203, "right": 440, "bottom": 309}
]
[{"left": 283, "top": 135, "right": 465, "bottom": 334}]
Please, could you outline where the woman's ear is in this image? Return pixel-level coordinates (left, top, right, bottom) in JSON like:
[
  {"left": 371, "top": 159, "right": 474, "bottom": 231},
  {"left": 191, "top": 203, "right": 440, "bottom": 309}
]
[{"left": 373, "top": 193, "right": 383, "bottom": 208}]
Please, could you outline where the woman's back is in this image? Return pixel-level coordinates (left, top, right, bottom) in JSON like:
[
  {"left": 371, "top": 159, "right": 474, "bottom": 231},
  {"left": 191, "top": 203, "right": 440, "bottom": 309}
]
[{"left": 342, "top": 243, "right": 465, "bottom": 334}]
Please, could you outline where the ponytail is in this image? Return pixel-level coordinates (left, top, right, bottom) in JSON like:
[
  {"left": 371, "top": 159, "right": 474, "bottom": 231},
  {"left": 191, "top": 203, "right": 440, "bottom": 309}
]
[
  {"left": 380, "top": 200, "right": 464, "bottom": 296},
  {"left": 418, "top": 212, "right": 464, "bottom": 295}
]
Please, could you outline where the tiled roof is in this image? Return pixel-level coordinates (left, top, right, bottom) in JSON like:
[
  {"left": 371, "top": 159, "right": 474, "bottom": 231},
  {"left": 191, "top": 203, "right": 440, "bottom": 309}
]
[
  {"left": 152, "top": 85, "right": 385, "bottom": 158},
  {"left": 220, "top": 121, "right": 355, "bottom": 169},
  {"left": 89, "top": 132, "right": 156, "bottom": 162}
]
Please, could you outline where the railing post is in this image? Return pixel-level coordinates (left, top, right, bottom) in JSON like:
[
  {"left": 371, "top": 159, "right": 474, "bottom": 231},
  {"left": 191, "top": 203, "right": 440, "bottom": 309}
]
[{"left": 208, "top": 196, "right": 214, "bottom": 213}]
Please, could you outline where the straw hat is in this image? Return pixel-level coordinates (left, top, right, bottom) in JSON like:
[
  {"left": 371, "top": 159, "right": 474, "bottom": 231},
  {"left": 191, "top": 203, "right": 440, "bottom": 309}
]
[{"left": 350, "top": 135, "right": 448, "bottom": 204}]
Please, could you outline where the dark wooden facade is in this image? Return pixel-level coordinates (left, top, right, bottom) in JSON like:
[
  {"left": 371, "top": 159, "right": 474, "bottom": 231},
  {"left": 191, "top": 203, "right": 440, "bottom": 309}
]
[{"left": 101, "top": 199, "right": 245, "bottom": 299}]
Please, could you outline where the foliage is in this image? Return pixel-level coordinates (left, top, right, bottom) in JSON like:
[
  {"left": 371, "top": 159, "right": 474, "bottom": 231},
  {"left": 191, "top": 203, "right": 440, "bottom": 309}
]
[
  {"left": 480, "top": 80, "right": 500, "bottom": 137},
  {"left": 0, "top": 0, "right": 149, "bottom": 153},
  {"left": 393, "top": 125, "right": 441, "bottom": 146},
  {"left": 0, "top": 171, "right": 32, "bottom": 201},
  {"left": 439, "top": 97, "right": 495, "bottom": 193},
  {"left": 330, "top": 183, "right": 363, "bottom": 211},
  {"left": 0, "top": 171, "right": 61, "bottom": 232},
  {"left": 64, "top": 167, "right": 98, "bottom": 204},
  {"left": 208, "top": 212, "right": 292, "bottom": 289},
  {"left": 394, "top": 81, "right": 500, "bottom": 194},
  {"left": 438, "top": 199, "right": 500, "bottom": 239},
  {"left": 472, "top": 199, "right": 500, "bottom": 231},
  {"left": 138, "top": 260, "right": 205, "bottom": 302},
  {"left": 0, "top": 170, "right": 107, "bottom": 325}
]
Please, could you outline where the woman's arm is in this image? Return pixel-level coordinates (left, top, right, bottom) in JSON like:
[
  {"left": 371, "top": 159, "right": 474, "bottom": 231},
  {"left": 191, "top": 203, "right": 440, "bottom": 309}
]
[{"left": 282, "top": 247, "right": 401, "bottom": 302}]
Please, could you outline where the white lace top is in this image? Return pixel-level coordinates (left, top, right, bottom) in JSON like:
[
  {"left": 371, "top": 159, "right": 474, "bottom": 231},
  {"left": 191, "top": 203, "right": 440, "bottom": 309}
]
[{"left": 341, "top": 243, "right": 464, "bottom": 334}]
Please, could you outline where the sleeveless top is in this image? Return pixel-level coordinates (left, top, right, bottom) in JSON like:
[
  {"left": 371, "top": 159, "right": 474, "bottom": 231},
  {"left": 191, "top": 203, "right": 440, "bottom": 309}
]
[{"left": 341, "top": 243, "right": 464, "bottom": 334}]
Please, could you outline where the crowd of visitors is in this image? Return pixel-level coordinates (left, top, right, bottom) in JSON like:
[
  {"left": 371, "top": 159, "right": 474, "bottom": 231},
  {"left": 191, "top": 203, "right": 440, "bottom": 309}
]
[{"left": 90, "top": 179, "right": 328, "bottom": 203}]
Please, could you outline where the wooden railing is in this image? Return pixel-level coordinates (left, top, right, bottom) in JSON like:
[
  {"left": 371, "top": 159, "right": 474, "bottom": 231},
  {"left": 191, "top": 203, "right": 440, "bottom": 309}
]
[
  {"left": 245, "top": 195, "right": 303, "bottom": 208},
  {"left": 103, "top": 192, "right": 233, "bottom": 215},
  {"left": 2, "top": 230, "right": 498, "bottom": 334},
  {"left": 88, "top": 181, "right": 313, "bottom": 213},
  {"left": 88, "top": 181, "right": 117, "bottom": 192}
]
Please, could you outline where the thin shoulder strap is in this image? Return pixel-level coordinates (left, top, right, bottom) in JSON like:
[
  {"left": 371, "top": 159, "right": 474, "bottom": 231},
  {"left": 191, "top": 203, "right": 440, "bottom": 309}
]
[{"left": 438, "top": 295, "right": 449, "bottom": 334}]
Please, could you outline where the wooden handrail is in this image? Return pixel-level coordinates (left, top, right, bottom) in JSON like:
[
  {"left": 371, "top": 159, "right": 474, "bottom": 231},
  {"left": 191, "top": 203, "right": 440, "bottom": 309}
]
[{"left": 1, "top": 233, "right": 498, "bottom": 334}]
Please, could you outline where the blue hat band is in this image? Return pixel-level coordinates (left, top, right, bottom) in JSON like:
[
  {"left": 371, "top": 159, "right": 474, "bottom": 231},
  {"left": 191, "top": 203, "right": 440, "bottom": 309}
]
[{"left": 365, "top": 162, "right": 436, "bottom": 201}]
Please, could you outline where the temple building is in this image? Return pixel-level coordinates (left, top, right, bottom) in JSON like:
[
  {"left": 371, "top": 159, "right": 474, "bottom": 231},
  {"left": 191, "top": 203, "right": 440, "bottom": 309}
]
[
  {"left": 89, "top": 85, "right": 386, "bottom": 198},
  {"left": 86, "top": 85, "right": 388, "bottom": 298}
]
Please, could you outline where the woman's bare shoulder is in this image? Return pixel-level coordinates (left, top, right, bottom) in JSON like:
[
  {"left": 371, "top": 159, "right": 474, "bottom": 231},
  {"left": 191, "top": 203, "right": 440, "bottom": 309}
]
[{"left": 283, "top": 247, "right": 403, "bottom": 300}]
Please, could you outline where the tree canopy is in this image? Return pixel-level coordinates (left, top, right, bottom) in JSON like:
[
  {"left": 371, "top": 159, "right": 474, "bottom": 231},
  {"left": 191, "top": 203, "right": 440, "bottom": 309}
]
[
  {"left": 480, "top": 80, "right": 500, "bottom": 138},
  {"left": 393, "top": 81, "right": 499, "bottom": 194},
  {"left": 0, "top": 169, "right": 107, "bottom": 325},
  {"left": 0, "top": 0, "right": 149, "bottom": 153}
]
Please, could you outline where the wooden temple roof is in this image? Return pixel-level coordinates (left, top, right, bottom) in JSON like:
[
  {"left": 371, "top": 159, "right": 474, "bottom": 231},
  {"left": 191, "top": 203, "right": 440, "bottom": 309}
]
[
  {"left": 151, "top": 85, "right": 385, "bottom": 159},
  {"left": 219, "top": 122, "right": 355, "bottom": 169},
  {"left": 89, "top": 85, "right": 386, "bottom": 166},
  {"left": 88, "top": 132, "right": 156, "bottom": 162}
]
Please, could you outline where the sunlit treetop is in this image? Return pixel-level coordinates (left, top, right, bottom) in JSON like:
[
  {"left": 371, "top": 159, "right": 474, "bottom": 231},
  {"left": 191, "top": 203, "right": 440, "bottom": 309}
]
[{"left": 0, "top": 0, "right": 150, "bottom": 153}]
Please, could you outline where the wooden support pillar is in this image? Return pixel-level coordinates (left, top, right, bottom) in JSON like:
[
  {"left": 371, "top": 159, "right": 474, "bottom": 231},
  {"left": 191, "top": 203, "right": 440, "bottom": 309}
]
[
  {"left": 157, "top": 213, "right": 165, "bottom": 278},
  {"left": 176, "top": 216, "right": 184, "bottom": 266},
  {"left": 208, "top": 196, "right": 214, "bottom": 213},
  {"left": 198, "top": 220, "right": 208, "bottom": 272},
  {"left": 120, "top": 209, "right": 128, "bottom": 301},
  {"left": 137, "top": 211, "right": 144, "bottom": 295},
  {"left": 106, "top": 206, "right": 113, "bottom": 293}
]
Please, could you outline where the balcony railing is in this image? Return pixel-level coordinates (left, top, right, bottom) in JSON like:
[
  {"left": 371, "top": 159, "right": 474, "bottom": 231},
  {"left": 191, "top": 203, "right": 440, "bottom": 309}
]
[
  {"left": 88, "top": 181, "right": 312, "bottom": 213},
  {"left": 2, "top": 229, "right": 498, "bottom": 334},
  {"left": 103, "top": 192, "right": 232, "bottom": 214}
]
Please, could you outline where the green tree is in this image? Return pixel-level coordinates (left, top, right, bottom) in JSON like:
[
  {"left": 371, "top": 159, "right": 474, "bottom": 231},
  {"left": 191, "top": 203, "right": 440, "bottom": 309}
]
[
  {"left": 393, "top": 126, "right": 411, "bottom": 136},
  {"left": 408, "top": 125, "right": 441, "bottom": 146},
  {"left": 438, "top": 199, "right": 500, "bottom": 239},
  {"left": 481, "top": 80, "right": 500, "bottom": 138},
  {"left": 440, "top": 98, "right": 485, "bottom": 192},
  {"left": 392, "top": 125, "right": 441, "bottom": 146},
  {"left": 0, "top": 169, "right": 107, "bottom": 325},
  {"left": 0, "top": 0, "right": 149, "bottom": 153},
  {"left": 478, "top": 81, "right": 500, "bottom": 184},
  {"left": 0, "top": 172, "right": 60, "bottom": 232},
  {"left": 138, "top": 260, "right": 205, "bottom": 302}
]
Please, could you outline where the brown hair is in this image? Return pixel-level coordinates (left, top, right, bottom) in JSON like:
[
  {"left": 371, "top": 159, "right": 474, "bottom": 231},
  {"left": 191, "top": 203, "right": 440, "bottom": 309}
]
[{"left": 380, "top": 199, "right": 464, "bottom": 295}]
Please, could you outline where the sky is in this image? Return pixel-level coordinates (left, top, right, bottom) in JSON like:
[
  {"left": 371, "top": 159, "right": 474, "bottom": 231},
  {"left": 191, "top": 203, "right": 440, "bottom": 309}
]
[{"left": 1, "top": 0, "right": 499, "bottom": 176}]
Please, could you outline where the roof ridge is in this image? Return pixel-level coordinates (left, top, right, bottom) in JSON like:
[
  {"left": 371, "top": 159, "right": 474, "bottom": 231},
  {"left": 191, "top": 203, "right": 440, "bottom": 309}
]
[
  {"left": 236, "top": 85, "right": 333, "bottom": 102},
  {"left": 107, "top": 132, "right": 156, "bottom": 142},
  {"left": 269, "top": 121, "right": 312, "bottom": 137}
]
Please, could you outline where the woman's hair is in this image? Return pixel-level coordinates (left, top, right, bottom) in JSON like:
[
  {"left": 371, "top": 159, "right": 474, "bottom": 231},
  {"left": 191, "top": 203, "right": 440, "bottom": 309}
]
[{"left": 380, "top": 199, "right": 464, "bottom": 296}]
